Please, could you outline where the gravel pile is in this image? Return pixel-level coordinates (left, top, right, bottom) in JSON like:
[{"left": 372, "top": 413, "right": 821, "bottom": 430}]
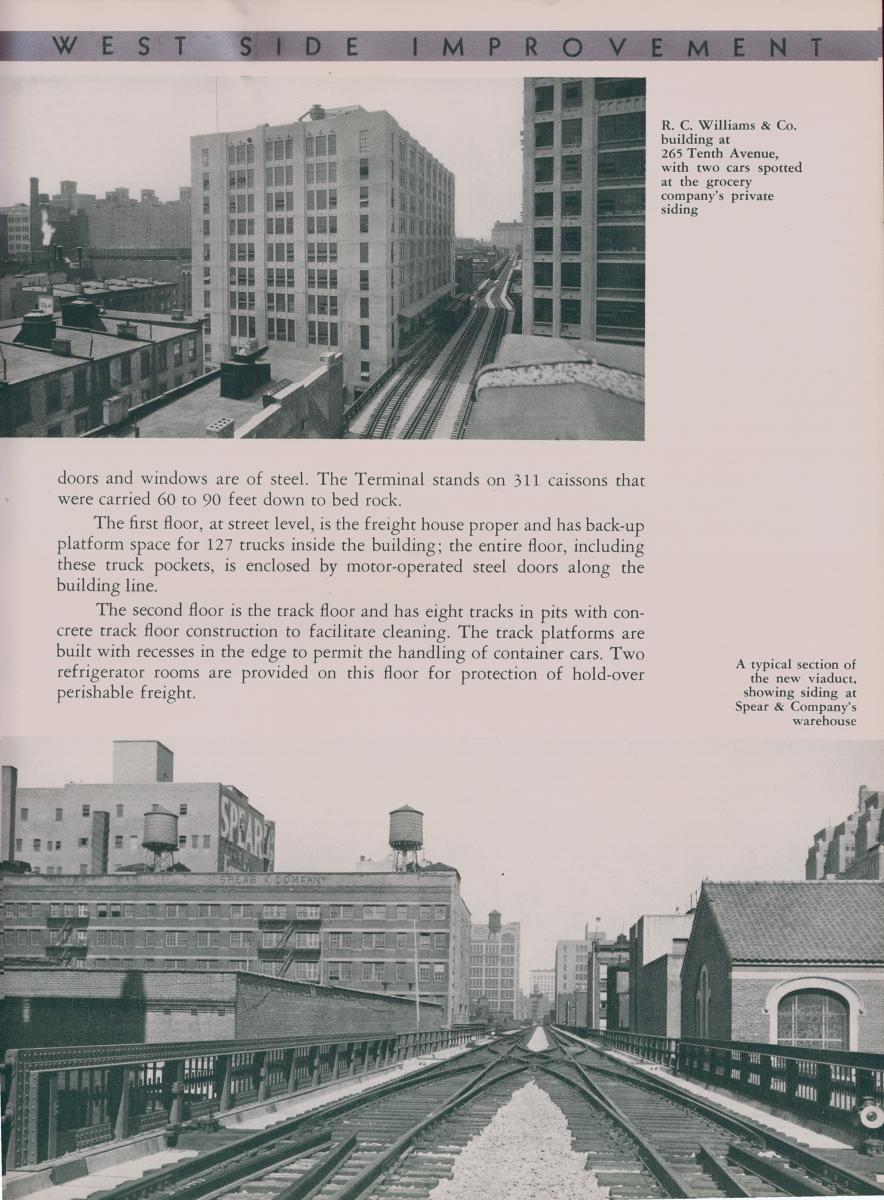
[
  {"left": 429, "top": 1080, "right": 609, "bottom": 1198},
  {"left": 527, "top": 1026, "right": 551, "bottom": 1052}
]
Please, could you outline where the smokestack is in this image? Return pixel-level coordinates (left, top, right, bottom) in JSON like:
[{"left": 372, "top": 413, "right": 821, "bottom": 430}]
[{"left": 29, "top": 177, "right": 41, "bottom": 253}]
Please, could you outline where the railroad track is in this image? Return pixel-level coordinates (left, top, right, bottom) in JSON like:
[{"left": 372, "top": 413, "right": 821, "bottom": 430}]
[
  {"left": 360, "top": 337, "right": 445, "bottom": 439},
  {"left": 98, "top": 1039, "right": 521, "bottom": 1200},
  {"left": 534, "top": 1027, "right": 884, "bottom": 1198},
  {"left": 98, "top": 1026, "right": 880, "bottom": 1199}
]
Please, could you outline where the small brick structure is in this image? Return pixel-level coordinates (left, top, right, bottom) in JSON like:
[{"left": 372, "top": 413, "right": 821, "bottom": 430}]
[{"left": 1, "top": 966, "right": 441, "bottom": 1051}]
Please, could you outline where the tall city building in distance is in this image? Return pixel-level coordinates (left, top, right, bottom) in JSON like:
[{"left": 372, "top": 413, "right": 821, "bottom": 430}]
[
  {"left": 192, "top": 104, "right": 455, "bottom": 401},
  {"left": 470, "top": 910, "right": 520, "bottom": 1022},
  {"left": 521, "top": 77, "right": 645, "bottom": 346}
]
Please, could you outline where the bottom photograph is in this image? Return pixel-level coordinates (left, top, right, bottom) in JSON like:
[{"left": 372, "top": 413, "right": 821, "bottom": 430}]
[{"left": 1, "top": 735, "right": 883, "bottom": 1197}]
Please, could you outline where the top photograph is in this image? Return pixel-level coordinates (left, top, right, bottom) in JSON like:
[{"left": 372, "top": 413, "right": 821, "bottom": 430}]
[{"left": 0, "top": 75, "right": 645, "bottom": 441}]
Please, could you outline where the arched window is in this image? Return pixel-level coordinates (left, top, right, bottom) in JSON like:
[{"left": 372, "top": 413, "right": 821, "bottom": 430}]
[
  {"left": 696, "top": 965, "right": 711, "bottom": 1037},
  {"left": 776, "top": 988, "right": 849, "bottom": 1050}
]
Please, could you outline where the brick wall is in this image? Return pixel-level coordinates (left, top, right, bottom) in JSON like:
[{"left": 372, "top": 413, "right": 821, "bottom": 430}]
[
  {"left": 235, "top": 973, "right": 443, "bottom": 1037},
  {"left": 730, "top": 966, "right": 884, "bottom": 1050},
  {"left": 680, "top": 896, "right": 732, "bottom": 1040},
  {"left": 637, "top": 953, "right": 684, "bottom": 1037}
]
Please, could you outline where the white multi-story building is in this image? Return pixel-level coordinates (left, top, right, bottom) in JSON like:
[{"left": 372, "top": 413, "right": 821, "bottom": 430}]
[
  {"left": 191, "top": 103, "right": 455, "bottom": 401},
  {"left": 470, "top": 910, "right": 520, "bottom": 1022}
]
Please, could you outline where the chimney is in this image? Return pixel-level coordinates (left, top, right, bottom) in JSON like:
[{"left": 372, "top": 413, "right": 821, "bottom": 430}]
[
  {"left": 28, "top": 176, "right": 41, "bottom": 252},
  {"left": 206, "top": 417, "right": 235, "bottom": 439},
  {"left": 13, "top": 311, "right": 57, "bottom": 349},
  {"left": 1, "top": 765, "right": 18, "bottom": 861}
]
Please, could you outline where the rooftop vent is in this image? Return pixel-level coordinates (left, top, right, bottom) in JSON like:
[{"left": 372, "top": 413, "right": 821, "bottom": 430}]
[
  {"left": 13, "top": 311, "right": 56, "bottom": 349},
  {"left": 51, "top": 337, "right": 72, "bottom": 356},
  {"left": 171, "top": 308, "right": 184, "bottom": 322},
  {"left": 62, "top": 299, "right": 106, "bottom": 331},
  {"left": 116, "top": 321, "right": 140, "bottom": 339}
]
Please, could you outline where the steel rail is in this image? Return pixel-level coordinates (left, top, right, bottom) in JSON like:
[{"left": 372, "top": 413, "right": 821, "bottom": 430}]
[
  {"left": 100, "top": 1042, "right": 504, "bottom": 1200},
  {"left": 549, "top": 1028, "right": 883, "bottom": 1197},
  {"left": 533, "top": 1059, "right": 698, "bottom": 1197}
]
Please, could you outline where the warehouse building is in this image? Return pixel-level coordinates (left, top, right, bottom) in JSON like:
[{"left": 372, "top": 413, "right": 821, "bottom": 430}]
[
  {"left": 0, "top": 740, "right": 274, "bottom": 875},
  {"left": 521, "top": 77, "right": 645, "bottom": 345},
  {"left": 0, "top": 801, "right": 472, "bottom": 1026},
  {"left": 192, "top": 103, "right": 455, "bottom": 400}
]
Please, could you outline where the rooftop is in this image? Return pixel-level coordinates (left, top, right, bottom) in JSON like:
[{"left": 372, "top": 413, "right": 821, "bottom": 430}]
[
  {"left": 701, "top": 880, "right": 884, "bottom": 963},
  {"left": 134, "top": 346, "right": 332, "bottom": 438},
  {"left": 0, "top": 311, "right": 201, "bottom": 384}
]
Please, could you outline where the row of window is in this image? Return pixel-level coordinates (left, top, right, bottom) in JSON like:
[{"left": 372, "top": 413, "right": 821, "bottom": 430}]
[
  {"left": 328, "top": 931, "right": 448, "bottom": 950},
  {"left": 534, "top": 298, "right": 583, "bottom": 326},
  {"left": 5, "top": 900, "right": 447, "bottom": 921},
  {"left": 533, "top": 226, "right": 584, "bottom": 254},
  {"left": 535, "top": 118, "right": 584, "bottom": 149},
  {"left": 534, "top": 80, "right": 584, "bottom": 112},
  {"left": 534, "top": 190, "right": 583, "bottom": 218},
  {"left": 328, "top": 960, "right": 447, "bottom": 984},
  {"left": 534, "top": 154, "right": 583, "bottom": 184}
]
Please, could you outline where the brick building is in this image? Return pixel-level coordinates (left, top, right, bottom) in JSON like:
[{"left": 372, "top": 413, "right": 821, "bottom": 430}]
[
  {"left": 806, "top": 785, "right": 883, "bottom": 881},
  {"left": 1, "top": 741, "right": 274, "bottom": 876},
  {"left": 469, "top": 910, "right": 520, "bottom": 1023},
  {"left": 628, "top": 912, "right": 693, "bottom": 1037},
  {"left": 8, "top": 278, "right": 179, "bottom": 320},
  {"left": 586, "top": 934, "right": 629, "bottom": 1029},
  {"left": 0, "top": 302, "right": 204, "bottom": 437},
  {"left": 522, "top": 77, "right": 645, "bottom": 345},
  {"left": 191, "top": 103, "right": 455, "bottom": 398},
  {"left": 1, "top": 966, "right": 441, "bottom": 1050},
  {"left": 680, "top": 881, "right": 884, "bottom": 1051},
  {"left": 0, "top": 863, "right": 472, "bottom": 1026}
]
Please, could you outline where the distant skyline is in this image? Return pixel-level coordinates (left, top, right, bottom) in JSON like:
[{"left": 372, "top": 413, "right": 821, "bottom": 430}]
[
  {"left": 0, "top": 75, "right": 524, "bottom": 239},
  {"left": 2, "top": 736, "right": 881, "bottom": 989}
]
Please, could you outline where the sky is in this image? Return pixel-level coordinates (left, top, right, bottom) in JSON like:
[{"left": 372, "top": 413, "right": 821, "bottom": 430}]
[
  {"left": 2, "top": 735, "right": 881, "bottom": 989},
  {"left": 0, "top": 75, "right": 524, "bottom": 239}
]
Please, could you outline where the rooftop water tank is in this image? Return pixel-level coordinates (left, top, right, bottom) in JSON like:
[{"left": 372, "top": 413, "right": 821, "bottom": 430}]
[
  {"left": 142, "top": 808, "right": 179, "bottom": 854},
  {"left": 389, "top": 805, "right": 424, "bottom": 851}
]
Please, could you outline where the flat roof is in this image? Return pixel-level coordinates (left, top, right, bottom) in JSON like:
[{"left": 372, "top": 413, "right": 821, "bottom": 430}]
[
  {"left": 134, "top": 346, "right": 330, "bottom": 438},
  {"left": 0, "top": 314, "right": 200, "bottom": 384}
]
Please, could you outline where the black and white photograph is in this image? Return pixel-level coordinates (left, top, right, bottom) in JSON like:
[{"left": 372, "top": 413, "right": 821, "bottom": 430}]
[
  {"left": 1, "top": 736, "right": 883, "bottom": 1193},
  {"left": 0, "top": 76, "right": 645, "bottom": 441}
]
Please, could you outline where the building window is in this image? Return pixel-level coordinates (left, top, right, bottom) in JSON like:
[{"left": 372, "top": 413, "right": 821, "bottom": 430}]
[
  {"left": 777, "top": 989, "right": 849, "bottom": 1050},
  {"left": 534, "top": 158, "right": 554, "bottom": 184},
  {"left": 561, "top": 226, "right": 582, "bottom": 253},
  {"left": 533, "top": 262, "right": 553, "bottom": 288},
  {"left": 534, "top": 192, "right": 554, "bottom": 218},
  {"left": 362, "top": 904, "right": 385, "bottom": 919},
  {"left": 55, "top": 808, "right": 63, "bottom": 821},
  {"left": 45, "top": 376, "right": 62, "bottom": 413},
  {"left": 561, "top": 262, "right": 581, "bottom": 290},
  {"left": 561, "top": 190, "right": 582, "bottom": 218},
  {"left": 534, "top": 121, "right": 554, "bottom": 148},
  {"left": 263, "top": 904, "right": 287, "bottom": 919},
  {"left": 696, "top": 965, "right": 711, "bottom": 1037},
  {"left": 360, "top": 362, "right": 370, "bottom": 382},
  {"left": 534, "top": 84, "right": 554, "bottom": 112},
  {"left": 562, "top": 80, "right": 583, "bottom": 108},
  {"left": 116, "top": 804, "right": 124, "bottom": 818},
  {"left": 561, "top": 118, "right": 582, "bottom": 147},
  {"left": 533, "top": 227, "right": 553, "bottom": 253},
  {"left": 359, "top": 214, "right": 369, "bottom": 234},
  {"left": 359, "top": 157, "right": 369, "bottom": 178},
  {"left": 329, "top": 905, "right": 353, "bottom": 920},
  {"left": 360, "top": 325, "right": 370, "bottom": 350},
  {"left": 359, "top": 270, "right": 369, "bottom": 291},
  {"left": 561, "top": 298, "right": 581, "bottom": 326},
  {"left": 561, "top": 154, "right": 582, "bottom": 183},
  {"left": 533, "top": 298, "right": 553, "bottom": 325}
]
